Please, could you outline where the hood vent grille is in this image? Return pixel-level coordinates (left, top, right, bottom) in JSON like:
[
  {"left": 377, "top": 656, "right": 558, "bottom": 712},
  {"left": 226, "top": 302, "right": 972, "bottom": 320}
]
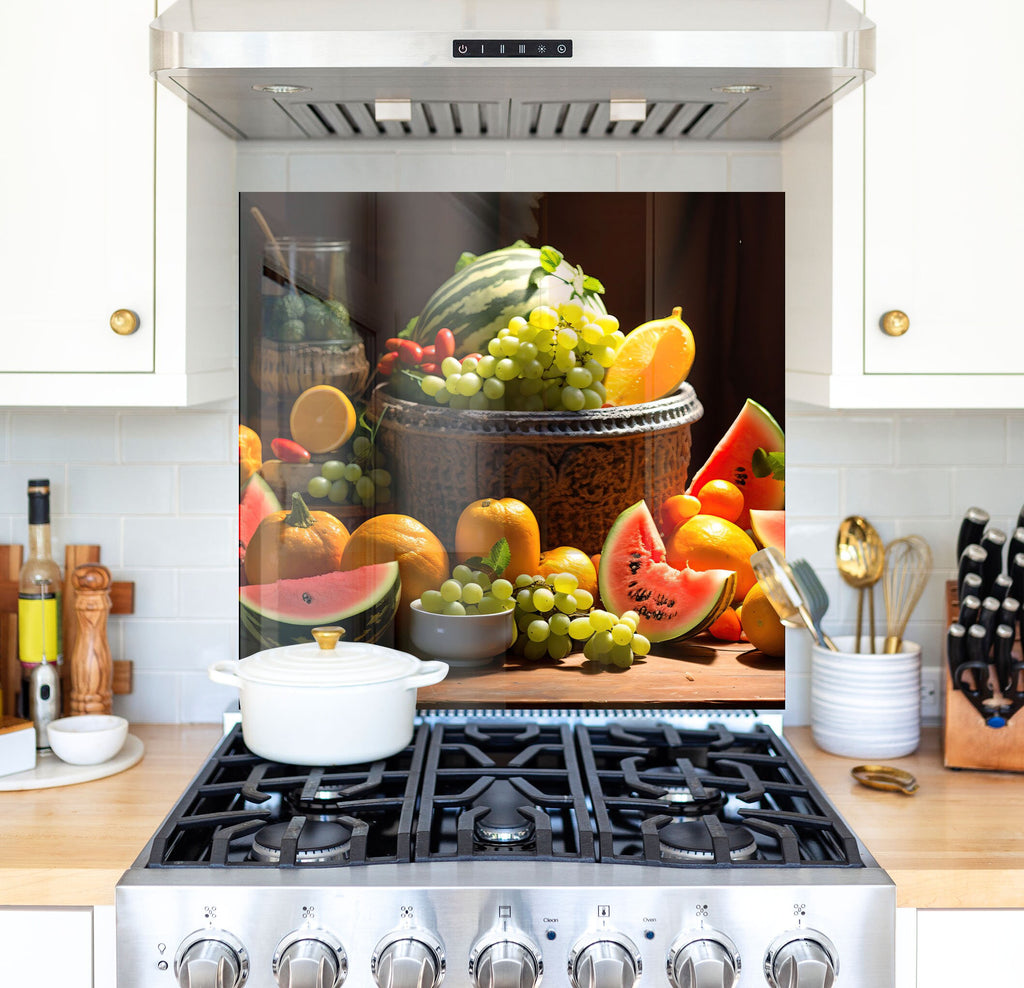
[{"left": 281, "top": 98, "right": 736, "bottom": 140}]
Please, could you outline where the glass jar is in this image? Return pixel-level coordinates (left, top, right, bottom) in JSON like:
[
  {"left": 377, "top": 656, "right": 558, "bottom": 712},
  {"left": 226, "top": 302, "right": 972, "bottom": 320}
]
[{"left": 261, "top": 238, "right": 354, "bottom": 344}]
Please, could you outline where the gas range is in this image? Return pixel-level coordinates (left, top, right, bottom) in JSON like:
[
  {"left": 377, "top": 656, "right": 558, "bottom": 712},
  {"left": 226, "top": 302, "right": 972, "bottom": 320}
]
[{"left": 116, "top": 712, "right": 894, "bottom": 987}]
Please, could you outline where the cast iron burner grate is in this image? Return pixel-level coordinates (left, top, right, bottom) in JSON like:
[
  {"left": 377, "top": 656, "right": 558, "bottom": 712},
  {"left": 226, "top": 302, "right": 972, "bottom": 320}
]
[{"left": 141, "top": 720, "right": 863, "bottom": 870}]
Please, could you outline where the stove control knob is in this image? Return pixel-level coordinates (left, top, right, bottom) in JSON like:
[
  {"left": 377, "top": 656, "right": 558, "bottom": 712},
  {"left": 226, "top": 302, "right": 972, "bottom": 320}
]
[
  {"left": 273, "top": 931, "right": 347, "bottom": 988},
  {"left": 668, "top": 931, "right": 740, "bottom": 988},
  {"left": 764, "top": 931, "right": 838, "bottom": 988},
  {"left": 470, "top": 935, "right": 543, "bottom": 988},
  {"left": 175, "top": 930, "right": 249, "bottom": 988},
  {"left": 568, "top": 933, "right": 642, "bottom": 988},
  {"left": 372, "top": 930, "right": 445, "bottom": 988}
]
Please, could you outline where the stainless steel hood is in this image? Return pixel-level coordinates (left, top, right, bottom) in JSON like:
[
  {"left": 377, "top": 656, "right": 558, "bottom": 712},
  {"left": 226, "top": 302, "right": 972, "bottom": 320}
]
[{"left": 150, "top": 0, "right": 874, "bottom": 142}]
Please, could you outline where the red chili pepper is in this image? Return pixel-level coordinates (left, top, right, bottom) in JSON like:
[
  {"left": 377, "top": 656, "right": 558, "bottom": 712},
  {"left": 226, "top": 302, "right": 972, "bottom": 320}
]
[
  {"left": 434, "top": 328, "right": 455, "bottom": 363},
  {"left": 420, "top": 362, "right": 438, "bottom": 374},
  {"left": 385, "top": 338, "right": 404, "bottom": 352},
  {"left": 376, "top": 351, "right": 400, "bottom": 375},
  {"left": 420, "top": 344, "right": 436, "bottom": 360},
  {"left": 397, "top": 340, "right": 424, "bottom": 365},
  {"left": 270, "top": 437, "right": 311, "bottom": 464}
]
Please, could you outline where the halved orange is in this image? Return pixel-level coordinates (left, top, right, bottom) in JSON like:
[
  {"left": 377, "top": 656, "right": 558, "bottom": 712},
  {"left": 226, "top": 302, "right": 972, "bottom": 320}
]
[
  {"left": 603, "top": 306, "right": 695, "bottom": 406},
  {"left": 289, "top": 385, "right": 357, "bottom": 454}
]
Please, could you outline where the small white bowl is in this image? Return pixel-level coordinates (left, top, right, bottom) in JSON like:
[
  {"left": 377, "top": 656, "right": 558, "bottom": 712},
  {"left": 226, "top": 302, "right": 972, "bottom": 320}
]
[
  {"left": 47, "top": 715, "right": 129, "bottom": 765},
  {"left": 409, "top": 599, "right": 515, "bottom": 667}
]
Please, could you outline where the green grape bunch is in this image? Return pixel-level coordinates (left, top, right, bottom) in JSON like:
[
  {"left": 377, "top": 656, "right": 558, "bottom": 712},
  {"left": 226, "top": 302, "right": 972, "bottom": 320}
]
[
  {"left": 305, "top": 433, "right": 393, "bottom": 509},
  {"left": 418, "top": 300, "right": 626, "bottom": 412},
  {"left": 417, "top": 565, "right": 517, "bottom": 617},
  {"left": 508, "top": 570, "right": 651, "bottom": 668}
]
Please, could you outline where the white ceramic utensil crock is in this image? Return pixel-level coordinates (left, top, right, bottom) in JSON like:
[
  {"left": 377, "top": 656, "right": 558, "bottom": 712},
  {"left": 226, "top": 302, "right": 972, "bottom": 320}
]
[{"left": 209, "top": 626, "right": 448, "bottom": 765}]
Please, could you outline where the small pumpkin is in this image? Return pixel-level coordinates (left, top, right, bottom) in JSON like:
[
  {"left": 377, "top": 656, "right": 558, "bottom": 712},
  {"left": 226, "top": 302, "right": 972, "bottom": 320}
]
[
  {"left": 455, "top": 497, "right": 541, "bottom": 582},
  {"left": 239, "top": 424, "right": 262, "bottom": 487},
  {"left": 244, "top": 492, "right": 350, "bottom": 585}
]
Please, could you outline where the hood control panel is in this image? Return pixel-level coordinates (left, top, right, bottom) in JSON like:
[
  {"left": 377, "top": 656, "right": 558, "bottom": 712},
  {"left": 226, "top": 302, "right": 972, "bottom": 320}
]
[{"left": 452, "top": 40, "right": 573, "bottom": 58}]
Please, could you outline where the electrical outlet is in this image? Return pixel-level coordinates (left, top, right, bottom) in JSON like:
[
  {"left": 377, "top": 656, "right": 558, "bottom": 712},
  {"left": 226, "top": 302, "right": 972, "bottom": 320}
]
[{"left": 920, "top": 667, "right": 942, "bottom": 721}]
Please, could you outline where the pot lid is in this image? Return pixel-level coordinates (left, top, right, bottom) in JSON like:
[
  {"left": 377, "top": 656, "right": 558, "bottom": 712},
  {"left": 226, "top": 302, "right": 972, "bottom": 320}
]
[{"left": 239, "top": 627, "right": 423, "bottom": 687}]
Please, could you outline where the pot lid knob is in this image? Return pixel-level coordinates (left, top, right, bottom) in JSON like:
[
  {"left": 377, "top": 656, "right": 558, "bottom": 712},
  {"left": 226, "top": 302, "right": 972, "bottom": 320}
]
[{"left": 311, "top": 626, "right": 345, "bottom": 651}]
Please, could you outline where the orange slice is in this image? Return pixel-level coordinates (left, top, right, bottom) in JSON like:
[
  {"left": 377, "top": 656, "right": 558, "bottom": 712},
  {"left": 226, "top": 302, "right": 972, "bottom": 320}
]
[
  {"left": 603, "top": 306, "right": 695, "bottom": 406},
  {"left": 289, "top": 385, "right": 357, "bottom": 454}
]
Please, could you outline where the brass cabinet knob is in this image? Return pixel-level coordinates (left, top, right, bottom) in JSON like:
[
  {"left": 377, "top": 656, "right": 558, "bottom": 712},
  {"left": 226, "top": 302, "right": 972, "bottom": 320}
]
[
  {"left": 109, "top": 309, "right": 140, "bottom": 336},
  {"left": 880, "top": 310, "right": 910, "bottom": 337}
]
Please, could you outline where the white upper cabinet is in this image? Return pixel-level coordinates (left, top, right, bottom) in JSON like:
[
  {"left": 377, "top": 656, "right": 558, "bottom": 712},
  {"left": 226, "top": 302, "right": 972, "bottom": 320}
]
[
  {"left": 0, "top": 1, "right": 237, "bottom": 406},
  {"left": 784, "top": 0, "right": 1024, "bottom": 408}
]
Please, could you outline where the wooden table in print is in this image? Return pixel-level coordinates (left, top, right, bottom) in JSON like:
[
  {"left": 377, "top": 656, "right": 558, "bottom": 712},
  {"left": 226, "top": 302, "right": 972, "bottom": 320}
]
[{"left": 416, "top": 637, "right": 783, "bottom": 708}]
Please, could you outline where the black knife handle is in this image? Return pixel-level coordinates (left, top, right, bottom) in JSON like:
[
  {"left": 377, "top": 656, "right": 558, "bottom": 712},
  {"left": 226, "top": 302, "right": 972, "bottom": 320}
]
[
  {"left": 966, "top": 623, "right": 992, "bottom": 692},
  {"left": 960, "top": 571, "right": 984, "bottom": 603},
  {"left": 1008, "top": 527, "right": 1024, "bottom": 568},
  {"left": 1010, "top": 552, "right": 1024, "bottom": 605},
  {"left": 980, "top": 529, "right": 1007, "bottom": 589},
  {"left": 957, "top": 506, "right": 990, "bottom": 560},
  {"left": 998, "top": 596, "right": 1020, "bottom": 630},
  {"left": 958, "top": 594, "right": 982, "bottom": 628},
  {"left": 955, "top": 659, "right": 993, "bottom": 700},
  {"left": 978, "top": 596, "right": 1002, "bottom": 652},
  {"left": 1017, "top": 504, "right": 1024, "bottom": 536},
  {"left": 990, "top": 573, "right": 1014, "bottom": 603},
  {"left": 995, "top": 624, "right": 1016, "bottom": 695},
  {"left": 958, "top": 545, "right": 988, "bottom": 598},
  {"left": 947, "top": 623, "right": 967, "bottom": 688}
]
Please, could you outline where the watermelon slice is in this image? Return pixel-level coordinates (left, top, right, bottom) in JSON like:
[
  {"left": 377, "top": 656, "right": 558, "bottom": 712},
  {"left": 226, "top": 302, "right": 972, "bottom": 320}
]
[
  {"left": 750, "top": 509, "right": 785, "bottom": 553},
  {"left": 240, "top": 562, "right": 400, "bottom": 649},
  {"left": 687, "top": 399, "right": 785, "bottom": 530},
  {"left": 239, "top": 474, "right": 281, "bottom": 564},
  {"left": 598, "top": 501, "right": 735, "bottom": 643}
]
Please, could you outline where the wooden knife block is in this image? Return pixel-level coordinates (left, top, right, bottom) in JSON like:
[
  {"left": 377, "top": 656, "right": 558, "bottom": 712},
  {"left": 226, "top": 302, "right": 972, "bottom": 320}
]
[
  {"left": 943, "top": 580, "right": 1024, "bottom": 772},
  {"left": 0, "top": 544, "right": 134, "bottom": 718}
]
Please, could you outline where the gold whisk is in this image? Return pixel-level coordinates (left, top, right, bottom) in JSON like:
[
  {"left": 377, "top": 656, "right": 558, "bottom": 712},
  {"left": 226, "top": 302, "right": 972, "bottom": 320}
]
[{"left": 882, "top": 535, "right": 932, "bottom": 654}]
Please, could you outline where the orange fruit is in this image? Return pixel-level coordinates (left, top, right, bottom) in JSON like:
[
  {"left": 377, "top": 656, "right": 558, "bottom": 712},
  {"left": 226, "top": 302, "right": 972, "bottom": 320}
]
[
  {"left": 696, "top": 479, "right": 744, "bottom": 524},
  {"left": 289, "top": 385, "right": 357, "bottom": 454},
  {"left": 341, "top": 514, "right": 449, "bottom": 611},
  {"left": 239, "top": 424, "right": 262, "bottom": 487},
  {"left": 665, "top": 513, "right": 758, "bottom": 603},
  {"left": 740, "top": 582, "right": 786, "bottom": 657},
  {"left": 707, "top": 606, "right": 743, "bottom": 642},
  {"left": 455, "top": 497, "right": 541, "bottom": 582},
  {"left": 537, "top": 546, "right": 598, "bottom": 597},
  {"left": 660, "top": 493, "right": 702, "bottom": 534},
  {"left": 603, "top": 306, "right": 695, "bottom": 406}
]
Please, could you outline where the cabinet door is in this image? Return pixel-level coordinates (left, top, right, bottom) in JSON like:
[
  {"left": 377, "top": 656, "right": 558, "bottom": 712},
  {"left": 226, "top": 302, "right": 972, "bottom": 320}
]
[
  {"left": 863, "top": 0, "right": 1024, "bottom": 376},
  {"left": 0, "top": 0, "right": 154, "bottom": 373},
  {"left": 917, "top": 910, "right": 1022, "bottom": 984},
  {"left": 0, "top": 907, "right": 94, "bottom": 988}
]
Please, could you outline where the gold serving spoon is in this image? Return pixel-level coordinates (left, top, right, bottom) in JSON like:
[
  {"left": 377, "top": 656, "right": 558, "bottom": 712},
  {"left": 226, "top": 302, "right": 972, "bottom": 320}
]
[{"left": 836, "top": 516, "right": 885, "bottom": 653}]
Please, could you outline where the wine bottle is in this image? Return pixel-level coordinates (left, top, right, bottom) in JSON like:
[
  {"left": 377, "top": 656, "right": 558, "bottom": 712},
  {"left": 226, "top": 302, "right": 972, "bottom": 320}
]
[{"left": 18, "top": 479, "right": 62, "bottom": 722}]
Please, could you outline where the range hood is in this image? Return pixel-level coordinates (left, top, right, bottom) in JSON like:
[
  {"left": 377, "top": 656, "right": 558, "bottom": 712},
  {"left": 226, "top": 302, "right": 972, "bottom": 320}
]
[{"left": 151, "top": 0, "right": 874, "bottom": 142}]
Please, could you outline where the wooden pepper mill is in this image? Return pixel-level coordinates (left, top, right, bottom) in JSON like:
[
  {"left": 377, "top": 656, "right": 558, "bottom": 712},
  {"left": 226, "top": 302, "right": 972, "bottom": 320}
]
[{"left": 69, "top": 563, "right": 113, "bottom": 715}]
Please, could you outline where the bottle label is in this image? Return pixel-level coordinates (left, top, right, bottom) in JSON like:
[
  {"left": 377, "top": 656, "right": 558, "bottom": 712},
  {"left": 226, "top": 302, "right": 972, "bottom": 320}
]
[{"left": 18, "top": 594, "right": 62, "bottom": 666}]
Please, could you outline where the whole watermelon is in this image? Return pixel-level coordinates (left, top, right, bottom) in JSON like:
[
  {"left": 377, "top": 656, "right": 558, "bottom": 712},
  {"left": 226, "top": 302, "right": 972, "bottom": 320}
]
[{"left": 406, "top": 245, "right": 607, "bottom": 357}]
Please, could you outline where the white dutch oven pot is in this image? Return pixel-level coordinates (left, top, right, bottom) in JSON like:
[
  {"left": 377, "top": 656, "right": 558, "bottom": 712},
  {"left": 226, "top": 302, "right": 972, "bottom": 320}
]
[{"left": 209, "top": 627, "right": 448, "bottom": 765}]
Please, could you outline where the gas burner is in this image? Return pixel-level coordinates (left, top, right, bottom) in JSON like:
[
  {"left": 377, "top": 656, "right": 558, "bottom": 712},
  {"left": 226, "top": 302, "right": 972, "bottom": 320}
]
[
  {"left": 251, "top": 820, "right": 352, "bottom": 864},
  {"left": 472, "top": 780, "right": 536, "bottom": 845},
  {"left": 658, "top": 821, "right": 757, "bottom": 863},
  {"left": 656, "top": 785, "right": 727, "bottom": 817},
  {"left": 286, "top": 785, "right": 353, "bottom": 820}
]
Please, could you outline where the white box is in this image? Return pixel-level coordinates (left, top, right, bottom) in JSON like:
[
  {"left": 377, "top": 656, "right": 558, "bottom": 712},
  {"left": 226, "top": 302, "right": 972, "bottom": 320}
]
[{"left": 0, "top": 718, "right": 36, "bottom": 777}]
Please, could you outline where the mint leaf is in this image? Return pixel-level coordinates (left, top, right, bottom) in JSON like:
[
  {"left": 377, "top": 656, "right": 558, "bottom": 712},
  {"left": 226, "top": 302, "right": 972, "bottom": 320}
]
[
  {"left": 398, "top": 315, "right": 417, "bottom": 339},
  {"left": 485, "top": 538, "right": 512, "bottom": 576},
  {"left": 581, "top": 275, "right": 605, "bottom": 294},
  {"left": 539, "top": 246, "right": 563, "bottom": 274},
  {"left": 752, "top": 448, "right": 785, "bottom": 481}
]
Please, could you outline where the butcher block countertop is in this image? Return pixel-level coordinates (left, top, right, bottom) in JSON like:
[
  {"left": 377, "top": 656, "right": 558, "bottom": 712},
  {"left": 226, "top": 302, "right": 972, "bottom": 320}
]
[{"left": 1, "top": 724, "right": 1021, "bottom": 909}]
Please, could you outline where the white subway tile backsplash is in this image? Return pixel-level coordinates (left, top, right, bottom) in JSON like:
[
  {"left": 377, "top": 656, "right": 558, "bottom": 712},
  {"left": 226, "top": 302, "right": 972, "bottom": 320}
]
[
  {"left": 288, "top": 152, "right": 397, "bottom": 191},
  {"left": 505, "top": 152, "right": 617, "bottom": 190},
  {"left": 1008, "top": 416, "right": 1024, "bottom": 464},
  {"left": 49, "top": 517, "right": 124, "bottom": 567},
  {"left": 179, "top": 569, "right": 238, "bottom": 619},
  {"left": 68, "top": 465, "right": 175, "bottom": 515},
  {"left": 120, "top": 412, "right": 232, "bottom": 463},
  {"left": 181, "top": 466, "right": 237, "bottom": 516},
  {"left": 113, "top": 671, "right": 181, "bottom": 724},
  {"left": 788, "top": 415, "right": 892, "bottom": 466},
  {"left": 950, "top": 466, "right": 1024, "bottom": 523},
  {"left": 783, "top": 468, "right": 840, "bottom": 517},
  {"left": 899, "top": 414, "right": 1006, "bottom": 465},
  {"left": 124, "top": 516, "right": 236, "bottom": 568},
  {"left": 180, "top": 672, "right": 239, "bottom": 725},
  {"left": 10, "top": 412, "right": 117, "bottom": 462},
  {"left": 843, "top": 468, "right": 952, "bottom": 518},
  {"left": 118, "top": 568, "right": 179, "bottom": 619},
  {"left": 124, "top": 619, "right": 236, "bottom": 672},
  {"left": 618, "top": 152, "right": 727, "bottom": 191}
]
